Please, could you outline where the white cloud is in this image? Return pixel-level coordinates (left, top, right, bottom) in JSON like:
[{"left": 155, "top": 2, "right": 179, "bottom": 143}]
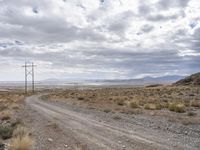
[{"left": 0, "top": 0, "right": 199, "bottom": 80}]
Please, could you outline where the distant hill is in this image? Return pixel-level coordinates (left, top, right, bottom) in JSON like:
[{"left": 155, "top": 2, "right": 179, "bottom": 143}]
[{"left": 174, "top": 72, "right": 200, "bottom": 86}]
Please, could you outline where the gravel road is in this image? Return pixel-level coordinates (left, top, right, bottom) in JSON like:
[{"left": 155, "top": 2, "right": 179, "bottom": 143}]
[{"left": 25, "top": 95, "right": 200, "bottom": 150}]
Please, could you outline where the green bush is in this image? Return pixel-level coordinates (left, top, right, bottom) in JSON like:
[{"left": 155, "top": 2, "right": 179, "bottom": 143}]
[{"left": 0, "top": 124, "right": 14, "bottom": 140}]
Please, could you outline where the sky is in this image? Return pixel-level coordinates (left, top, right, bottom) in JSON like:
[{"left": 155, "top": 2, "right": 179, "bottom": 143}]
[{"left": 0, "top": 0, "right": 200, "bottom": 81}]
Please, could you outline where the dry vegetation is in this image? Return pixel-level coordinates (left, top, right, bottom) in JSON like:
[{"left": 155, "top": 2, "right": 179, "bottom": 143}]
[
  {"left": 0, "top": 91, "right": 25, "bottom": 112},
  {"left": 9, "top": 126, "right": 33, "bottom": 150},
  {"left": 42, "top": 85, "right": 200, "bottom": 124},
  {"left": 0, "top": 91, "right": 33, "bottom": 150}
]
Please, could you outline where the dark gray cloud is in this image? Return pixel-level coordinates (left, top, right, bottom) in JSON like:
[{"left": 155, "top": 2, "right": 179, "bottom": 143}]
[
  {"left": 105, "top": 11, "right": 135, "bottom": 37},
  {"left": 147, "top": 14, "right": 179, "bottom": 22},
  {"left": 140, "top": 25, "right": 154, "bottom": 33},
  {"left": 138, "top": 3, "right": 151, "bottom": 15},
  {"left": 157, "top": 0, "right": 190, "bottom": 10}
]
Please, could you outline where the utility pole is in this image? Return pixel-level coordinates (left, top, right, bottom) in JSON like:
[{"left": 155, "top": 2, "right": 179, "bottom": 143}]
[
  {"left": 22, "top": 62, "right": 36, "bottom": 94},
  {"left": 32, "top": 62, "right": 35, "bottom": 93},
  {"left": 24, "top": 62, "right": 27, "bottom": 93}
]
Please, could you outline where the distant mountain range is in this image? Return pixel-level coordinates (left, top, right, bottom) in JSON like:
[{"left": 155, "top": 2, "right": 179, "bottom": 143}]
[
  {"left": 90, "top": 75, "right": 185, "bottom": 85},
  {"left": 42, "top": 75, "right": 185, "bottom": 85}
]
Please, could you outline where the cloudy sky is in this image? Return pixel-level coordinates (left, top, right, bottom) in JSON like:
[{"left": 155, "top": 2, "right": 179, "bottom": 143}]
[{"left": 0, "top": 0, "right": 200, "bottom": 81}]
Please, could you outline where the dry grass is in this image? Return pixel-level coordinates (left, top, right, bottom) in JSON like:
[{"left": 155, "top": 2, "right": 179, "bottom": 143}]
[
  {"left": 9, "top": 126, "right": 33, "bottom": 150},
  {"left": 9, "top": 135, "right": 33, "bottom": 150},
  {"left": 12, "top": 126, "right": 28, "bottom": 139}
]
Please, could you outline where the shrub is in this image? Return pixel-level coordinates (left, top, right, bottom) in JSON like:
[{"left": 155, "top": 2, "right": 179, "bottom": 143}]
[
  {"left": 9, "top": 135, "right": 33, "bottom": 150},
  {"left": 168, "top": 103, "right": 186, "bottom": 113},
  {"left": 129, "top": 100, "right": 139, "bottom": 109},
  {"left": 103, "top": 109, "right": 111, "bottom": 113},
  {"left": 191, "top": 101, "right": 200, "bottom": 108},
  {"left": 117, "top": 101, "right": 124, "bottom": 106},
  {"left": 0, "top": 111, "right": 11, "bottom": 121},
  {"left": 113, "top": 115, "right": 121, "bottom": 120},
  {"left": 0, "top": 124, "right": 14, "bottom": 140},
  {"left": 77, "top": 97, "right": 84, "bottom": 100},
  {"left": 187, "top": 111, "right": 197, "bottom": 116}
]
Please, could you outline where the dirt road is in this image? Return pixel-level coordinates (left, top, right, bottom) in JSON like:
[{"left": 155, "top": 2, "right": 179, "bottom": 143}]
[{"left": 25, "top": 95, "right": 199, "bottom": 150}]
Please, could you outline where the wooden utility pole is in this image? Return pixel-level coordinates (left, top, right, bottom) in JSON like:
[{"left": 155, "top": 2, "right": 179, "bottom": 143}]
[{"left": 22, "top": 62, "right": 36, "bottom": 94}]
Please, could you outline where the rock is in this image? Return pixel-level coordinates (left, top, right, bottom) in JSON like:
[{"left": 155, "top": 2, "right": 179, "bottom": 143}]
[
  {"left": 48, "top": 138, "right": 53, "bottom": 142},
  {"left": 122, "top": 145, "right": 126, "bottom": 149},
  {"left": 64, "top": 144, "right": 68, "bottom": 148}
]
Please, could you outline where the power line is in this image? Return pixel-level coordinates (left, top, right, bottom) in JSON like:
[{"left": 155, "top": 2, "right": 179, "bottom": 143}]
[{"left": 22, "top": 62, "right": 36, "bottom": 94}]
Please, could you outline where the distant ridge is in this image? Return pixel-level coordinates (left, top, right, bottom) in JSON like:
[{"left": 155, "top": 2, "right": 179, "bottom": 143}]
[
  {"left": 174, "top": 72, "right": 200, "bottom": 86},
  {"left": 92, "top": 75, "right": 184, "bottom": 85}
]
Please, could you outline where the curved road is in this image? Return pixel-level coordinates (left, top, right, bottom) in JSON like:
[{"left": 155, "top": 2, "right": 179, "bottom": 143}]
[{"left": 26, "top": 95, "right": 192, "bottom": 150}]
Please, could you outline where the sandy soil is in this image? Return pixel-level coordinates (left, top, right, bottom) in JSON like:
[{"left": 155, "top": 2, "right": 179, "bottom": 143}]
[{"left": 22, "top": 94, "right": 200, "bottom": 150}]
